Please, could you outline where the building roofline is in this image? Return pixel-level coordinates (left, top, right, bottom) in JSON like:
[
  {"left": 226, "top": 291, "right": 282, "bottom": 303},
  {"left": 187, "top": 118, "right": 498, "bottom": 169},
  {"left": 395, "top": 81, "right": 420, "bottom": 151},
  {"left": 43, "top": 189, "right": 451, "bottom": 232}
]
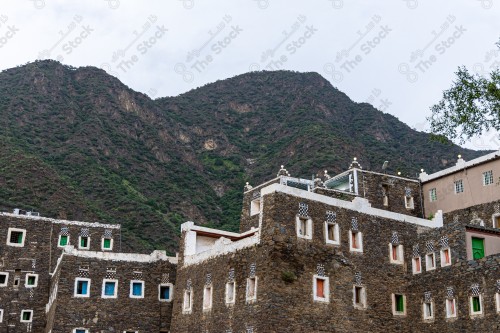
[
  {"left": 0, "top": 212, "right": 121, "bottom": 229},
  {"left": 419, "top": 149, "right": 500, "bottom": 183}
]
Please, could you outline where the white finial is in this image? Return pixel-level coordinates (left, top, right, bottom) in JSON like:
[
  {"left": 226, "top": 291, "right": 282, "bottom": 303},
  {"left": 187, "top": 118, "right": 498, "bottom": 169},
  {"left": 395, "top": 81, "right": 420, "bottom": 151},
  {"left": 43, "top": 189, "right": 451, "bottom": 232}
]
[
  {"left": 353, "top": 157, "right": 357, "bottom": 161},
  {"left": 281, "top": 165, "right": 284, "bottom": 169},
  {"left": 420, "top": 169, "right": 424, "bottom": 172},
  {"left": 458, "top": 154, "right": 462, "bottom": 159},
  {"left": 246, "top": 182, "right": 249, "bottom": 185},
  {"left": 324, "top": 170, "right": 328, "bottom": 174},
  {"left": 397, "top": 171, "right": 401, "bottom": 175}
]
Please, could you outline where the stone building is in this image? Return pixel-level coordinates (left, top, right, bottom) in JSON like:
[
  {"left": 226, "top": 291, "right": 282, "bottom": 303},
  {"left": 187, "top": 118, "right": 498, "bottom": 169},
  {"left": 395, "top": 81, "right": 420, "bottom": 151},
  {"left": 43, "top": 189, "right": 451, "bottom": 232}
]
[{"left": 0, "top": 150, "right": 499, "bottom": 332}]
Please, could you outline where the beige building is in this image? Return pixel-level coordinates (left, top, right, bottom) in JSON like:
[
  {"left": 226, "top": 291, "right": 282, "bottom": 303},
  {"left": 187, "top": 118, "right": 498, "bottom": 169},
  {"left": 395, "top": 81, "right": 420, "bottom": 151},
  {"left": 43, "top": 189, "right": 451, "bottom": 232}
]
[{"left": 420, "top": 149, "right": 500, "bottom": 221}]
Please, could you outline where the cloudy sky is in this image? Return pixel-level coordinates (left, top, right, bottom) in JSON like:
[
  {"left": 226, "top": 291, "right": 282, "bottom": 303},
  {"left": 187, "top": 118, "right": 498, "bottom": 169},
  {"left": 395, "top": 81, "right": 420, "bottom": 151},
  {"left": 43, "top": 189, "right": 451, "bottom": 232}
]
[{"left": 1, "top": 0, "right": 499, "bottom": 150}]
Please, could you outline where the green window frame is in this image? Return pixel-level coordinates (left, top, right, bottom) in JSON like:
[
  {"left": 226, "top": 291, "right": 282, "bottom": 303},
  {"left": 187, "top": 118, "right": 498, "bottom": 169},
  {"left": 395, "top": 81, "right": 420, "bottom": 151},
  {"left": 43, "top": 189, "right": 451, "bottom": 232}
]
[
  {"left": 103, "top": 238, "right": 112, "bottom": 249},
  {"left": 395, "top": 294, "right": 405, "bottom": 313},
  {"left": 471, "top": 237, "right": 485, "bottom": 260},
  {"left": 59, "top": 235, "right": 68, "bottom": 246},
  {"left": 472, "top": 296, "right": 481, "bottom": 312}
]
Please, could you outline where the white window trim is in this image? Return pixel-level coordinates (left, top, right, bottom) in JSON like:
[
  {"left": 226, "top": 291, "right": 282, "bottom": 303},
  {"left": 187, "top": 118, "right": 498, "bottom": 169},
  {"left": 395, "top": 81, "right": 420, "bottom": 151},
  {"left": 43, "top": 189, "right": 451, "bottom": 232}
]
[
  {"left": 158, "top": 283, "right": 174, "bottom": 302},
  {"left": 74, "top": 278, "right": 91, "bottom": 298},
  {"left": 296, "top": 216, "right": 312, "bottom": 240},
  {"left": 25, "top": 273, "right": 39, "bottom": 288},
  {"left": 349, "top": 230, "right": 363, "bottom": 253},
  {"left": 389, "top": 244, "right": 404, "bottom": 264},
  {"left": 405, "top": 196, "right": 415, "bottom": 210},
  {"left": 483, "top": 170, "right": 494, "bottom": 186},
  {"left": 446, "top": 298, "right": 457, "bottom": 318},
  {"left": 57, "top": 234, "right": 70, "bottom": 248},
  {"left": 129, "top": 280, "right": 145, "bottom": 299},
  {"left": 20, "top": 309, "right": 33, "bottom": 323},
  {"left": 203, "top": 284, "right": 213, "bottom": 311},
  {"left": 246, "top": 276, "right": 258, "bottom": 303},
  {"left": 324, "top": 222, "right": 340, "bottom": 245},
  {"left": 0, "top": 272, "right": 9, "bottom": 287},
  {"left": 225, "top": 281, "right": 236, "bottom": 305},
  {"left": 7, "top": 227, "right": 26, "bottom": 247},
  {"left": 183, "top": 289, "right": 193, "bottom": 313},
  {"left": 73, "top": 329, "right": 89, "bottom": 333},
  {"left": 312, "top": 275, "right": 329, "bottom": 303},
  {"left": 392, "top": 294, "right": 407, "bottom": 316},
  {"left": 353, "top": 285, "right": 367, "bottom": 309},
  {"left": 440, "top": 248, "right": 452, "bottom": 267},
  {"left": 496, "top": 293, "right": 500, "bottom": 313},
  {"left": 412, "top": 256, "right": 422, "bottom": 274},
  {"left": 454, "top": 179, "right": 464, "bottom": 194},
  {"left": 492, "top": 213, "right": 500, "bottom": 229},
  {"left": 470, "top": 294, "right": 484, "bottom": 316},
  {"left": 123, "top": 331, "right": 138, "bottom": 333},
  {"left": 425, "top": 253, "right": 436, "bottom": 271},
  {"left": 0, "top": 309, "right": 3, "bottom": 323},
  {"left": 250, "top": 198, "right": 261, "bottom": 216},
  {"left": 101, "top": 279, "right": 118, "bottom": 298},
  {"left": 423, "top": 301, "right": 434, "bottom": 320},
  {"left": 101, "top": 237, "right": 114, "bottom": 251},
  {"left": 78, "top": 236, "right": 90, "bottom": 250}
]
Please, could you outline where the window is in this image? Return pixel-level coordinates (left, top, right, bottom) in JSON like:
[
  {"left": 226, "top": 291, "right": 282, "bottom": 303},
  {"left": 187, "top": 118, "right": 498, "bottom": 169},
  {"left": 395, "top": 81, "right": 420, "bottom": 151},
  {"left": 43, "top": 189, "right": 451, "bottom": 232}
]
[
  {"left": 446, "top": 298, "right": 457, "bottom": 318},
  {"left": 25, "top": 274, "right": 38, "bottom": 288},
  {"left": 425, "top": 253, "right": 436, "bottom": 271},
  {"left": 492, "top": 214, "right": 500, "bottom": 228},
  {"left": 383, "top": 195, "right": 389, "bottom": 206},
  {"left": 74, "top": 278, "right": 90, "bottom": 297},
  {"left": 405, "top": 196, "right": 414, "bottom": 209},
  {"left": 78, "top": 236, "right": 90, "bottom": 250},
  {"left": 313, "top": 275, "right": 329, "bottom": 303},
  {"left": 423, "top": 301, "right": 434, "bottom": 320},
  {"left": 0, "top": 272, "right": 8, "bottom": 287},
  {"left": 246, "top": 277, "right": 257, "bottom": 302},
  {"left": 454, "top": 179, "right": 464, "bottom": 193},
  {"left": 130, "top": 280, "right": 144, "bottom": 298},
  {"left": 324, "top": 222, "right": 339, "bottom": 245},
  {"left": 296, "top": 216, "right": 312, "bottom": 239},
  {"left": 392, "top": 294, "right": 406, "bottom": 315},
  {"left": 470, "top": 295, "right": 483, "bottom": 316},
  {"left": 20, "top": 310, "right": 33, "bottom": 323},
  {"left": 58, "top": 234, "right": 69, "bottom": 247},
  {"left": 440, "top": 248, "right": 452, "bottom": 267},
  {"left": 183, "top": 289, "right": 193, "bottom": 313},
  {"left": 102, "top": 238, "right": 113, "bottom": 251},
  {"left": 496, "top": 293, "right": 500, "bottom": 313},
  {"left": 159, "top": 283, "right": 173, "bottom": 302},
  {"left": 483, "top": 170, "right": 494, "bottom": 185},
  {"left": 250, "top": 198, "right": 261, "bottom": 216},
  {"left": 353, "top": 286, "right": 366, "bottom": 309},
  {"left": 102, "top": 279, "right": 118, "bottom": 298},
  {"left": 73, "top": 329, "right": 89, "bottom": 333},
  {"left": 226, "top": 281, "right": 236, "bottom": 305},
  {"left": 412, "top": 256, "right": 421, "bottom": 274},
  {"left": 203, "top": 284, "right": 213, "bottom": 310},
  {"left": 7, "top": 228, "right": 26, "bottom": 247},
  {"left": 0, "top": 309, "right": 3, "bottom": 323},
  {"left": 349, "top": 230, "right": 363, "bottom": 252},
  {"left": 471, "top": 237, "right": 485, "bottom": 260},
  {"left": 389, "top": 244, "right": 404, "bottom": 264},
  {"left": 429, "top": 188, "right": 437, "bottom": 202}
]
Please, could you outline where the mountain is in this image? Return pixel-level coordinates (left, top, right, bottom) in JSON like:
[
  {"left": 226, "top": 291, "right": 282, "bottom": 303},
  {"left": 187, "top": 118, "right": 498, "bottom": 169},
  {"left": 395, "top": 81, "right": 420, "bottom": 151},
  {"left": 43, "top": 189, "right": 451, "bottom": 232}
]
[{"left": 0, "top": 60, "right": 484, "bottom": 253}]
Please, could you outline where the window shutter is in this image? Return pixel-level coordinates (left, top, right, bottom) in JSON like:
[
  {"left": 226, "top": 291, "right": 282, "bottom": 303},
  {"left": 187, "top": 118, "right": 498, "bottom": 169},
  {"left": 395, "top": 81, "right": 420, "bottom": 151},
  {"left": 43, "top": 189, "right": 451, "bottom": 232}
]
[
  {"left": 472, "top": 238, "right": 485, "bottom": 260},
  {"left": 316, "top": 279, "right": 324, "bottom": 298}
]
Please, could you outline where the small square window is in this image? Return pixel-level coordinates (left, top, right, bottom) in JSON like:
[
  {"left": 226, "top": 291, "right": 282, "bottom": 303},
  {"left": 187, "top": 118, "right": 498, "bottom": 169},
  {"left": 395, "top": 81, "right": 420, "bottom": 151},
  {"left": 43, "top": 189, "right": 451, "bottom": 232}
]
[
  {"left": 389, "top": 244, "right": 404, "bottom": 264},
  {"left": 470, "top": 295, "right": 483, "bottom": 316},
  {"left": 58, "top": 235, "right": 69, "bottom": 247},
  {"left": 7, "top": 228, "right": 26, "bottom": 247},
  {"left": 349, "top": 230, "right": 363, "bottom": 252},
  {"left": 296, "top": 216, "right": 312, "bottom": 239},
  {"left": 429, "top": 188, "right": 437, "bottom": 202},
  {"left": 405, "top": 196, "right": 414, "bottom": 209},
  {"left": 440, "top": 248, "right": 452, "bottom": 267},
  {"left": 102, "top": 279, "right": 118, "bottom": 298},
  {"left": 130, "top": 280, "right": 144, "bottom": 298},
  {"left": 446, "top": 298, "right": 457, "bottom": 318},
  {"left": 20, "top": 310, "right": 33, "bottom": 323},
  {"left": 183, "top": 289, "right": 193, "bottom": 313},
  {"left": 78, "top": 236, "right": 90, "bottom": 250},
  {"left": 313, "top": 275, "right": 329, "bottom": 303},
  {"left": 25, "top": 274, "right": 38, "bottom": 288},
  {"left": 0, "top": 309, "right": 3, "bottom": 323},
  {"left": 159, "top": 283, "right": 173, "bottom": 302},
  {"left": 246, "top": 277, "right": 258, "bottom": 303},
  {"left": 423, "top": 301, "right": 434, "bottom": 320},
  {"left": 203, "top": 285, "right": 213, "bottom": 310},
  {"left": 393, "top": 294, "right": 406, "bottom": 316},
  {"left": 412, "top": 256, "right": 422, "bottom": 274},
  {"left": 353, "top": 285, "right": 367, "bottom": 309},
  {"left": 454, "top": 179, "right": 464, "bottom": 194},
  {"left": 74, "top": 278, "right": 91, "bottom": 297},
  {"left": 425, "top": 253, "right": 436, "bottom": 271},
  {"left": 102, "top": 238, "right": 113, "bottom": 251},
  {"left": 73, "top": 329, "right": 89, "bottom": 333},
  {"left": 226, "top": 281, "right": 236, "bottom": 305},
  {"left": 250, "top": 198, "right": 261, "bottom": 216},
  {"left": 0, "top": 272, "right": 9, "bottom": 287},
  {"left": 325, "top": 222, "right": 340, "bottom": 245},
  {"left": 483, "top": 170, "right": 494, "bottom": 186}
]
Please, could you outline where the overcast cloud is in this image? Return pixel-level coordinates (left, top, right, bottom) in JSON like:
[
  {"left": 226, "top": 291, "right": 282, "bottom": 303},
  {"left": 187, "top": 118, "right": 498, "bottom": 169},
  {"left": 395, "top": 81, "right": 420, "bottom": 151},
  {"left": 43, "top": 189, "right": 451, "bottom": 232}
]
[{"left": 0, "top": 0, "right": 499, "bottom": 150}]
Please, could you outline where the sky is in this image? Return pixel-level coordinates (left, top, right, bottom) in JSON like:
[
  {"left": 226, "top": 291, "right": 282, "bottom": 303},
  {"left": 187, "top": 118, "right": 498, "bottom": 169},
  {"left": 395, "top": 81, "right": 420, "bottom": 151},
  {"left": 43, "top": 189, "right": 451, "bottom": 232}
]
[{"left": 0, "top": 0, "right": 499, "bottom": 151}]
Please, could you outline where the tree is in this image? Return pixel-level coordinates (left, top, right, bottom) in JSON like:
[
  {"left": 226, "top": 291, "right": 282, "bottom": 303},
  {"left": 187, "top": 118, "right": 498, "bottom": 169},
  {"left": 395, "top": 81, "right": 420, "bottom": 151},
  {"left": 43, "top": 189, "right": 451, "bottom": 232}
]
[{"left": 428, "top": 41, "right": 500, "bottom": 144}]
